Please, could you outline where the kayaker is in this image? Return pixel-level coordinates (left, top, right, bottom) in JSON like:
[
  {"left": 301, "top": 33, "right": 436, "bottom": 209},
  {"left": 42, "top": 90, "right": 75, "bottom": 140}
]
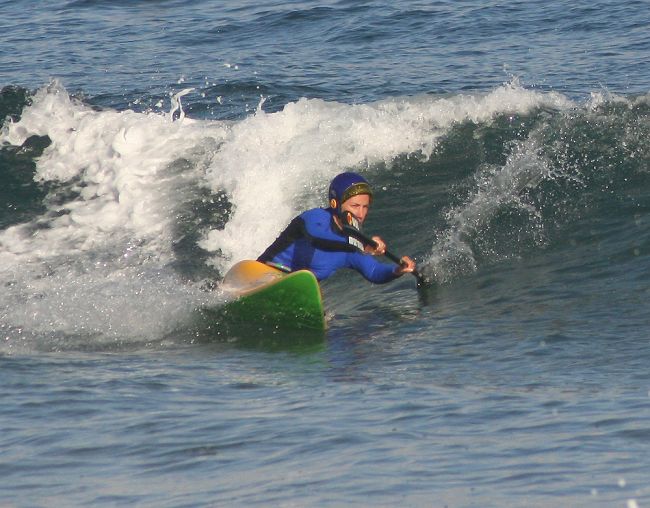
[{"left": 257, "top": 172, "right": 417, "bottom": 283}]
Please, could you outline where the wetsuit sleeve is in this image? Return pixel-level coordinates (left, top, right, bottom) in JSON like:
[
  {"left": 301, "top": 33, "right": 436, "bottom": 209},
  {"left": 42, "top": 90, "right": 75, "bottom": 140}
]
[
  {"left": 257, "top": 216, "right": 305, "bottom": 263},
  {"left": 299, "top": 209, "right": 358, "bottom": 252},
  {"left": 348, "top": 251, "right": 399, "bottom": 284}
]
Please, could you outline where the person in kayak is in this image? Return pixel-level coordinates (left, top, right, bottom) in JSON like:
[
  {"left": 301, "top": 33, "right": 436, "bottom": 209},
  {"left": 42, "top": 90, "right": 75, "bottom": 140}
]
[{"left": 257, "top": 172, "right": 416, "bottom": 283}]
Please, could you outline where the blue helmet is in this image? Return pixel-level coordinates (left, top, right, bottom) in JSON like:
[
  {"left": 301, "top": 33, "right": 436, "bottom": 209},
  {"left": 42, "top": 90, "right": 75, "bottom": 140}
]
[{"left": 328, "top": 172, "right": 373, "bottom": 213}]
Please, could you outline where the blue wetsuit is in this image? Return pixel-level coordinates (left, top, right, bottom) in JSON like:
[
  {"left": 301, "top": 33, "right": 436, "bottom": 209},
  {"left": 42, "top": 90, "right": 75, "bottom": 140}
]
[{"left": 257, "top": 208, "right": 399, "bottom": 283}]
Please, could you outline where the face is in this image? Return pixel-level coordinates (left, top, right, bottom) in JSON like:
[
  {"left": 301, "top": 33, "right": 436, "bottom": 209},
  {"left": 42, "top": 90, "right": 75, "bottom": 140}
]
[{"left": 341, "top": 194, "right": 371, "bottom": 225}]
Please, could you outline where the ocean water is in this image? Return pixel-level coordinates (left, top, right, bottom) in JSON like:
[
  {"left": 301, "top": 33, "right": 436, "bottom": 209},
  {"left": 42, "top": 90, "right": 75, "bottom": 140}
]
[{"left": 2, "top": 0, "right": 650, "bottom": 506}]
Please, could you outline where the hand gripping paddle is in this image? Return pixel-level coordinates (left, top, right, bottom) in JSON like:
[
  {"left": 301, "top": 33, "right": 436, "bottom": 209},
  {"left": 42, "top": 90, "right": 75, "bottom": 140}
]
[{"left": 340, "top": 212, "right": 426, "bottom": 287}]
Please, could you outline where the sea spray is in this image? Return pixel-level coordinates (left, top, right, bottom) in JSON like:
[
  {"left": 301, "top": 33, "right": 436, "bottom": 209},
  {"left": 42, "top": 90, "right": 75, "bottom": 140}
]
[
  {"left": 0, "top": 83, "right": 229, "bottom": 351},
  {"left": 422, "top": 90, "right": 650, "bottom": 283},
  {"left": 0, "top": 82, "right": 228, "bottom": 262}
]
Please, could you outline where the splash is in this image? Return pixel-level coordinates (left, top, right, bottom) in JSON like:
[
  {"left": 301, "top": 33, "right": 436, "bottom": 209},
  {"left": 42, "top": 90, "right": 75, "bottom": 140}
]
[
  {"left": 0, "top": 82, "right": 229, "bottom": 352},
  {"left": 426, "top": 132, "right": 555, "bottom": 281},
  {"left": 0, "top": 79, "right": 577, "bottom": 350},
  {"left": 422, "top": 89, "right": 650, "bottom": 283},
  {"left": 0, "top": 81, "right": 228, "bottom": 264}
]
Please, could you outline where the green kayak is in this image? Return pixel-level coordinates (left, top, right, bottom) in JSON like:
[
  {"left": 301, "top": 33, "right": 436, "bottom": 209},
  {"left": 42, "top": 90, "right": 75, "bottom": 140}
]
[{"left": 215, "top": 260, "right": 326, "bottom": 331}]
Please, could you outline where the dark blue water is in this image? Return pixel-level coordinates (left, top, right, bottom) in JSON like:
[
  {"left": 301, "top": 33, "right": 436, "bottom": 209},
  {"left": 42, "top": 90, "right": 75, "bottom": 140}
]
[{"left": 2, "top": 1, "right": 650, "bottom": 506}]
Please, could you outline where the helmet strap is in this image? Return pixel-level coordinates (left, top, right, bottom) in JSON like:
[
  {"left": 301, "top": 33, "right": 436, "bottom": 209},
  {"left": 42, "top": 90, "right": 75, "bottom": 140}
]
[
  {"left": 340, "top": 210, "right": 361, "bottom": 231},
  {"left": 339, "top": 211, "right": 365, "bottom": 251}
]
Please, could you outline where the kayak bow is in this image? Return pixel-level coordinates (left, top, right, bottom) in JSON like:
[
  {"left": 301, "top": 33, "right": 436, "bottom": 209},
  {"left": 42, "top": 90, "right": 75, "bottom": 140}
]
[{"left": 217, "top": 260, "right": 326, "bottom": 331}]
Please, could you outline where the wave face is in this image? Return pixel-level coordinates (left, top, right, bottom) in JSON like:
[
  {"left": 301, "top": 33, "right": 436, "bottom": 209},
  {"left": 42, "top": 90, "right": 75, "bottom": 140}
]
[{"left": 1, "top": 82, "right": 649, "bottom": 351}]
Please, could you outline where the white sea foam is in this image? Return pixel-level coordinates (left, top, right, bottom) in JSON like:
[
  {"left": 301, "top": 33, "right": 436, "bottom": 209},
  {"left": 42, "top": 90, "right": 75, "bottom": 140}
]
[
  {"left": 0, "top": 81, "right": 228, "bottom": 263},
  {"left": 0, "top": 82, "right": 229, "bottom": 350}
]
